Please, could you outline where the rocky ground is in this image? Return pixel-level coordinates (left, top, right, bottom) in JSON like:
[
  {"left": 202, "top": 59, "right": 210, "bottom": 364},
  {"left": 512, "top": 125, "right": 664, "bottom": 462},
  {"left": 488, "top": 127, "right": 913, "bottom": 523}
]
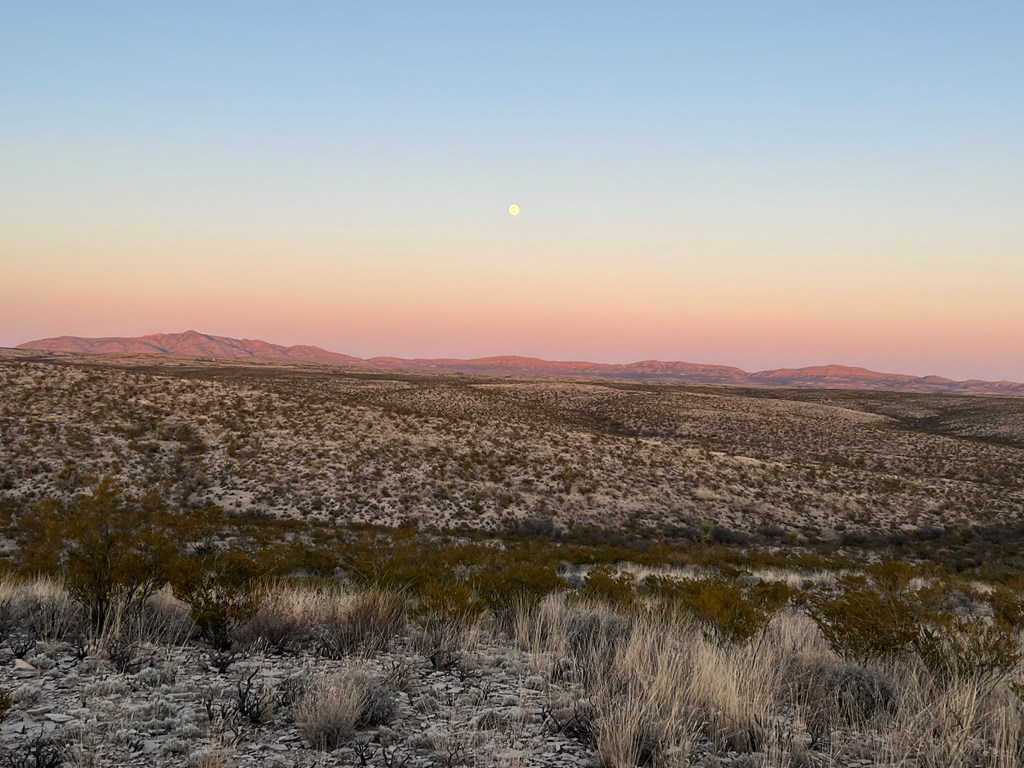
[
  {"left": 0, "top": 633, "right": 893, "bottom": 768},
  {"left": 2, "top": 634, "right": 598, "bottom": 768}
]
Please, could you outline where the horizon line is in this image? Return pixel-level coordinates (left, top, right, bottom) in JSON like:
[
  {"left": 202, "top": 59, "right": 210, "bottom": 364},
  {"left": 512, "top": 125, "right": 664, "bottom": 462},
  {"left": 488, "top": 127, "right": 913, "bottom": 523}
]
[{"left": 12, "top": 329, "right": 1022, "bottom": 387}]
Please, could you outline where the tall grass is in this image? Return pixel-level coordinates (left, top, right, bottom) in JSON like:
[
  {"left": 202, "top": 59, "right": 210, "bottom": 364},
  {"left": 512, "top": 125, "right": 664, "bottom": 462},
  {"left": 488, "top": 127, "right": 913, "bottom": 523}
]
[{"left": 514, "top": 599, "right": 1024, "bottom": 767}]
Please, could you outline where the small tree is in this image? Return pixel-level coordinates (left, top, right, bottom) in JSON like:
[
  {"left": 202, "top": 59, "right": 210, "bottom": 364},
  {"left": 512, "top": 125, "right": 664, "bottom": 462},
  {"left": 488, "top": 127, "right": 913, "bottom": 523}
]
[{"left": 16, "top": 477, "right": 177, "bottom": 632}]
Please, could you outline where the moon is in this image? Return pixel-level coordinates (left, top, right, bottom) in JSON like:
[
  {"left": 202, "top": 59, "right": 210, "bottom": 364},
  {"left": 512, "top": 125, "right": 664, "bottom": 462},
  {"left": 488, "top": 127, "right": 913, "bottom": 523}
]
[{"left": 508, "top": 203, "right": 520, "bottom": 216}]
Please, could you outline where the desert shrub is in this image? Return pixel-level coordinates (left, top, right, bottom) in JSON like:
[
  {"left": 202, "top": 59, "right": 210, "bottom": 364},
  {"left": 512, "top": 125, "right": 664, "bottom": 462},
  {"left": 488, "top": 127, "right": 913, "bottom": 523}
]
[
  {"left": 513, "top": 516, "right": 559, "bottom": 539},
  {"left": 825, "top": 664, "right": 898, "bottom": 724},
  {"left": 710, "top": 525, "right": 750, "bottom": 545},
  {"left": 806, "top": 564, "right": 1014, "bottom": 678},
  {"left": 24, "top": 593, "right": 86, "bottom": 644},
  {"left": 544, "top": 698, "right": 598, "bottom": 745},
  {"left": 9, "top": 630, "right": 36, "bottom": 659},
  {"left": 472, "top": 560, "right": 564, "bottom": 622},
  {"left": 238, "top": 599, "right": 304, "bottom": 655},
  {"left": 914, "top": 618, "right": 1022, "bottom": 688},
  {"left": 232, "top": 670, "right": 276, "bottom": 726},
  {"left": 756, "top": 524, "right": 788, "bottom": 541},
  {"left": 261, "top": 541, "right": 340, "bottom": 580},
  {"left": 0, "top": 598, "right": 17, "bottom": 646},
  {"left": 171, "top": 422, "right": 206, "bottom": 454},
  {"left": 413, "top": 611, "right": 473, "bottom": 671},
  {"left": 171, "top": 550, "right": 262, "bottom": 652},
  {"left": 353, "top": 675, "right": 397, "bottom": 727},
  {"left": 341, "top": 529, "right": 578, "bottom": 619},
  {"left": 295, "top": 669, "right": 396, "bottom": 750},
  {"left": 806, "top": 574, "right": 921, "bottom": 661},
  {"left": 649, "top": 576, "right": 789, "bottom": 644},
  {"left": 317, "top": 589, "right": 407, "bottom": 658},
  {"left": 0, "top": 733, "right": 65, "bottom": 768},
  {"left": 580, "top": 566, "right": 636, "bottom": 609},
  {"left": 413, "top": 579, "right": 482, "bottom": 622},
  {"left": 988, "top": 584, "right": 1024, "bottom": 631},
  {"left": 0, "top": 595, "right": 42, "bottom": 652},
  {"left": 15, "top": 479, "right": 178, "bottom": 632},
  {"left": 103, "top": 627, "right": 143, "bottom": 673}
]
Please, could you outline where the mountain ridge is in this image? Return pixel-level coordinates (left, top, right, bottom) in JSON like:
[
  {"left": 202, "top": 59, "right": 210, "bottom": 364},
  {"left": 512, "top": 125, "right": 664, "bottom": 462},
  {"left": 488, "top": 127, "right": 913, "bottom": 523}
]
[{"left": 16, "top": 330, "right": 1024, "bottom": 396}]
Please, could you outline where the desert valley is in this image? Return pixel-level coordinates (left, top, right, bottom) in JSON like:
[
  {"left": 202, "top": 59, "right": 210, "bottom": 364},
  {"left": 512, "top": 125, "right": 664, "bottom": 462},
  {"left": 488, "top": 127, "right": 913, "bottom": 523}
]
[{"left": 1, "top": 340, "right": 1024, "bottom": 767}]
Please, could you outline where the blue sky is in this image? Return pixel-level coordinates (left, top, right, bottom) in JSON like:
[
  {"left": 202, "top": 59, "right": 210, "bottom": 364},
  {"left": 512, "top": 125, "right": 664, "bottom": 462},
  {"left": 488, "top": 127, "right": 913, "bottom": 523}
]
[{"left": 3, "top": 2, "right": 1023, "bottom": 378}]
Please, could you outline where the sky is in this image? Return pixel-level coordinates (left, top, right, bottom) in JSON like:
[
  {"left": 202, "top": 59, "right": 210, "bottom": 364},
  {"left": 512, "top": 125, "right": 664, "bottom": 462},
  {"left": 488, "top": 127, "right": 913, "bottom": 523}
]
[{"left": 2, "top": 2, "right": 1022, "bottom": 380}]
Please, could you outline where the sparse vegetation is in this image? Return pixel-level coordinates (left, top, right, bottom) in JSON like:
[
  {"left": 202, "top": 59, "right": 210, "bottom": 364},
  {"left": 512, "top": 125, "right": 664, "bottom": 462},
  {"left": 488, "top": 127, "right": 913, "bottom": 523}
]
[{"left": 1, "top": 354, "right": 1023, "bottom": 765}]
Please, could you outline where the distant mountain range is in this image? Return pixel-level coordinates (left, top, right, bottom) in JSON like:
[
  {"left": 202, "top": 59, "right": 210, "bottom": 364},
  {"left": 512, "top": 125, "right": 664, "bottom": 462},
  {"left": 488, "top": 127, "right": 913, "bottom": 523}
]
[{"left": 16, "top": 330, "right": 1024, "bottom": 396}]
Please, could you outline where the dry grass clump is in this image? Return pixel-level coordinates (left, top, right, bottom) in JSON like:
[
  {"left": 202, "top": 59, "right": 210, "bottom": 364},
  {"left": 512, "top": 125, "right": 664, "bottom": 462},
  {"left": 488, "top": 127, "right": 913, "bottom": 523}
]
[
  {"left": 877, "top": 663, "right": 1024, "bottom": 768},
  {"left": 518, "top": 596, "right": 1024, "bottom": 768},
  {"left": 236, "top": 583, "right": 314, "bottom": 654},
  {"left": 294, "top": 671, "right": 363, "bottom": 750},
  {"left": 294, "top": 667, "right": 398, "bottom": 751},
  {"left": 235, "top": 583, "right": 407, "bottom": 657},
  {"left": 318, "top": 588, "right": 407, "bottom": 658},
  {"left": 0, "top": 575, "right": 192, "bottom": 676},
  {"left": 138, "top": 584, "right": 195, "bottom": 644},
  {"left": 0, "top": 576, "right": 84, "bottom": 647},
  {"left": 515, "top": 592, "right": 569, "bottom": 671},
  {"left": 588, "top": 618, "right": 698, "bottom": 767}
]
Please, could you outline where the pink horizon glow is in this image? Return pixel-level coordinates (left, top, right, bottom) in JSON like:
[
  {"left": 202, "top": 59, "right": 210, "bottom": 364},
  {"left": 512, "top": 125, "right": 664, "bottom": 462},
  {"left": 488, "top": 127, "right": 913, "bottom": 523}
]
[{"left": 4, "top": 254, "right": 1021, "bottom": 381}]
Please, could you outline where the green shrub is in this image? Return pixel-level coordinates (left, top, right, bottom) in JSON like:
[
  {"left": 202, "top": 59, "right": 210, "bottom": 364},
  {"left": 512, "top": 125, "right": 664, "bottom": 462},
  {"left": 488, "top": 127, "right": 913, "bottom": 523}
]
[
  {"left": 914, "top": 618, "right": 1021, "bottom": 688},
  {"left": 988, "top": 584, "right": 1024, "bottom": 631},
  {"left": 473, "top": 559, "right": 564, "bottom": 619},
  {"left": 15, "top": 478, "right": 177, "bottom": 632},
  {"left": 580, "top": 566, "right": 636, "bottom": 609},
  {"left": 171, "top": 549, "right": 263, "bottom": 651},
  {"left": 807, "top": 565, "right": 1022, "bottom": 685},
  {"left": 806, "top": 575, "right": 920, "bottom": 661},
  {"left": 649, "top": 576, "right": 789, "bottom": 644}
]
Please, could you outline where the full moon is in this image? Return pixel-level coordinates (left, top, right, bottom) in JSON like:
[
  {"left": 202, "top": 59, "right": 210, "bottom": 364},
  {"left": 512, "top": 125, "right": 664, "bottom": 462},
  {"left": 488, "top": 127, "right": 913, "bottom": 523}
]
[{"left": 508, "top": 203, "right": 520, "bottom": 216}]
